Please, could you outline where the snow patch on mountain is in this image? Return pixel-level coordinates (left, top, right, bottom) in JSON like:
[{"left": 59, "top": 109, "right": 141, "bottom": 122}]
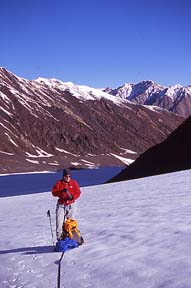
[
  {"left": 48, "top": 161, "right": 59, "bottom": 166},
  {"left": 55, "top": 148, "right": 78, "bottom": 157},
  {"left": 119, "top": 148, "right": 137, "bottom": 154},
  {"left": 26, "top": 159, "right": 40, "bottom": 164},
  {"left": 0, "top": 106, "right": 13, "bottom": 116},
  {"left": 0, "top": 91, "right": 11, "bottom": 104},
  {"left": 110, "top": 153, "right": 135, "bottom": 165},
  {"left": 4, "top": 133, "right": 18, "bottom": 147},
  {"left": 35, "top": 77, "right": 124, "bottom": 104},
  {"left": 0, "top": 151, "right": 15, "bottom": 155},
  {"left": 26, "top": 148, "right": 53, "bottom": 158}
]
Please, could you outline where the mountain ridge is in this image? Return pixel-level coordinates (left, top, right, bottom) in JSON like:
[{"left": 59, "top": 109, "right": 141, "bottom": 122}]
[
  {"left": 104, "top": 80, "right": 191, "bottom": 117},
  {"left": 0, "top": 67, "right": 185, "bottom": 174},
  {"left": 107, "top": 116, "right": 191, "bottom": 183}
]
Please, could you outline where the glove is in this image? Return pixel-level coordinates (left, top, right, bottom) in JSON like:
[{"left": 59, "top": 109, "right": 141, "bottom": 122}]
[
  {"left": 66, "top": 191, "right": 73, "bottom": 200},
  {"left": 61, "top": 188, "right": 68, "bottom": 193},
  {"left": 60, "top": 189, "right": 73, "bottom": 200}
]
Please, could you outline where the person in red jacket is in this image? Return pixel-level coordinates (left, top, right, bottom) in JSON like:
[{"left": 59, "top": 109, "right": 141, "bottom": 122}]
[{"left": 52, "top": 168, "right": 81, "bottom": 240}]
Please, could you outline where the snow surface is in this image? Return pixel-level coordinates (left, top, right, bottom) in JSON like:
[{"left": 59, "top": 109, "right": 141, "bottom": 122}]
[{"left": 1, "top": 169, "right": 191, "bottom": 287}]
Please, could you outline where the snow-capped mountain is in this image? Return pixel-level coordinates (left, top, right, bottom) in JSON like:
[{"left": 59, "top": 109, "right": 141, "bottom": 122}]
[
  {"left": 0, "top": 67, "right": 184, "bottom": 174},
  {"left": 104, "top": 80, "right": 191, "bottom": 117}
]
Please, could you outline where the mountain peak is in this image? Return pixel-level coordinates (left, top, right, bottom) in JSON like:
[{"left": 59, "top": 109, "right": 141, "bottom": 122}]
[
  {"left": 0, "top": 67, "right": 13, "bottom": 76},
  {"left": 0, "top": 68, "right": 184, "bottom": 174},
  {"left": 105, "top": 80, "right": 191, "bottom": 117},
  {"left": 139, "top": 80, "right": 156, "bottom": 85}
]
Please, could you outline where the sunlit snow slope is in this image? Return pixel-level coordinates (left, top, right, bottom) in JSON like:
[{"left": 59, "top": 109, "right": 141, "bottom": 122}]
[{"left": 1, "top": 169, "right": 191, "bottom": 287}]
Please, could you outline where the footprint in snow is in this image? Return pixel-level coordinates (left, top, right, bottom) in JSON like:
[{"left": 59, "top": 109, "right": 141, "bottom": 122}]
[{"left": 80, "top": 283, "right": 94, "bottom": 288}]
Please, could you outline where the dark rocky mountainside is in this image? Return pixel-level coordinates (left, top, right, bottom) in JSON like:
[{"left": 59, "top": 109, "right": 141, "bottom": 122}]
[
  {"left": 0, "top": 67, "right": 185, "bottom": 174},
  {"left": 108, "top": 117, "right": 191, "bottom": 183}
]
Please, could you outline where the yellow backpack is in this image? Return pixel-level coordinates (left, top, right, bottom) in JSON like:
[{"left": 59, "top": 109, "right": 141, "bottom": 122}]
[{"left": 62, "top": 218, "right": 84, "bottom": 245}]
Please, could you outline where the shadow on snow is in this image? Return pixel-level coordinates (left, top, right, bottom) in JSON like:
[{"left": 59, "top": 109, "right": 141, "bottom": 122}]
[{"left": 0, "top": 245, "right": 55, "bottom": 255}]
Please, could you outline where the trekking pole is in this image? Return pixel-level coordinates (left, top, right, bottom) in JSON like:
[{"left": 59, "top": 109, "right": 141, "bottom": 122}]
[
  {"left": 57, "top": 252, "right": 65, "bottom": 288},
  {"left": 47, "top": 210, "right": 55, "bottom": 247}
]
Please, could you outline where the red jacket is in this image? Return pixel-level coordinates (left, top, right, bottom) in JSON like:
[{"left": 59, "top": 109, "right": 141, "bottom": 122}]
[{"left": 52, "top": 179, "right": 81, "bottom": 205}]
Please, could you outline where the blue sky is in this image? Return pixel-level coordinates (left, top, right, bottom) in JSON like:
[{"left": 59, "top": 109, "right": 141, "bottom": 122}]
[{"left": 1, "top": 0, "right": 191, "bottom": 88}]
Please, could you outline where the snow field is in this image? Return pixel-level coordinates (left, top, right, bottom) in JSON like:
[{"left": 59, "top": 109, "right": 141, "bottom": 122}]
[{"left": 1, "top": 169, "right": 191, "bottom": 287}]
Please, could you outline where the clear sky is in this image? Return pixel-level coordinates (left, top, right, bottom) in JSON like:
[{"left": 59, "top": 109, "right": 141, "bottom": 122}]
[{"left": 1, "top": 0, "right": 191, "bottom": 88}]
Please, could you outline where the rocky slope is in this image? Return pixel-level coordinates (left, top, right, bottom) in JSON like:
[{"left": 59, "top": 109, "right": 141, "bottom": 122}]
[
  {"left": 0, "top": 68, "right": 184, "bottom": 174},
  {"left": 108, "top": 116, "right": 191, "bottom": 183}
]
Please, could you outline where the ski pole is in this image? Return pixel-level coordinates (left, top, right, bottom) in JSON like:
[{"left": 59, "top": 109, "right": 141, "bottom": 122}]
[
  {"left": 47, "top": 210, "right": 55, "bottom": 247},
  {"left": 57, "top": 252, "right": 65, "bottom": 288}
]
